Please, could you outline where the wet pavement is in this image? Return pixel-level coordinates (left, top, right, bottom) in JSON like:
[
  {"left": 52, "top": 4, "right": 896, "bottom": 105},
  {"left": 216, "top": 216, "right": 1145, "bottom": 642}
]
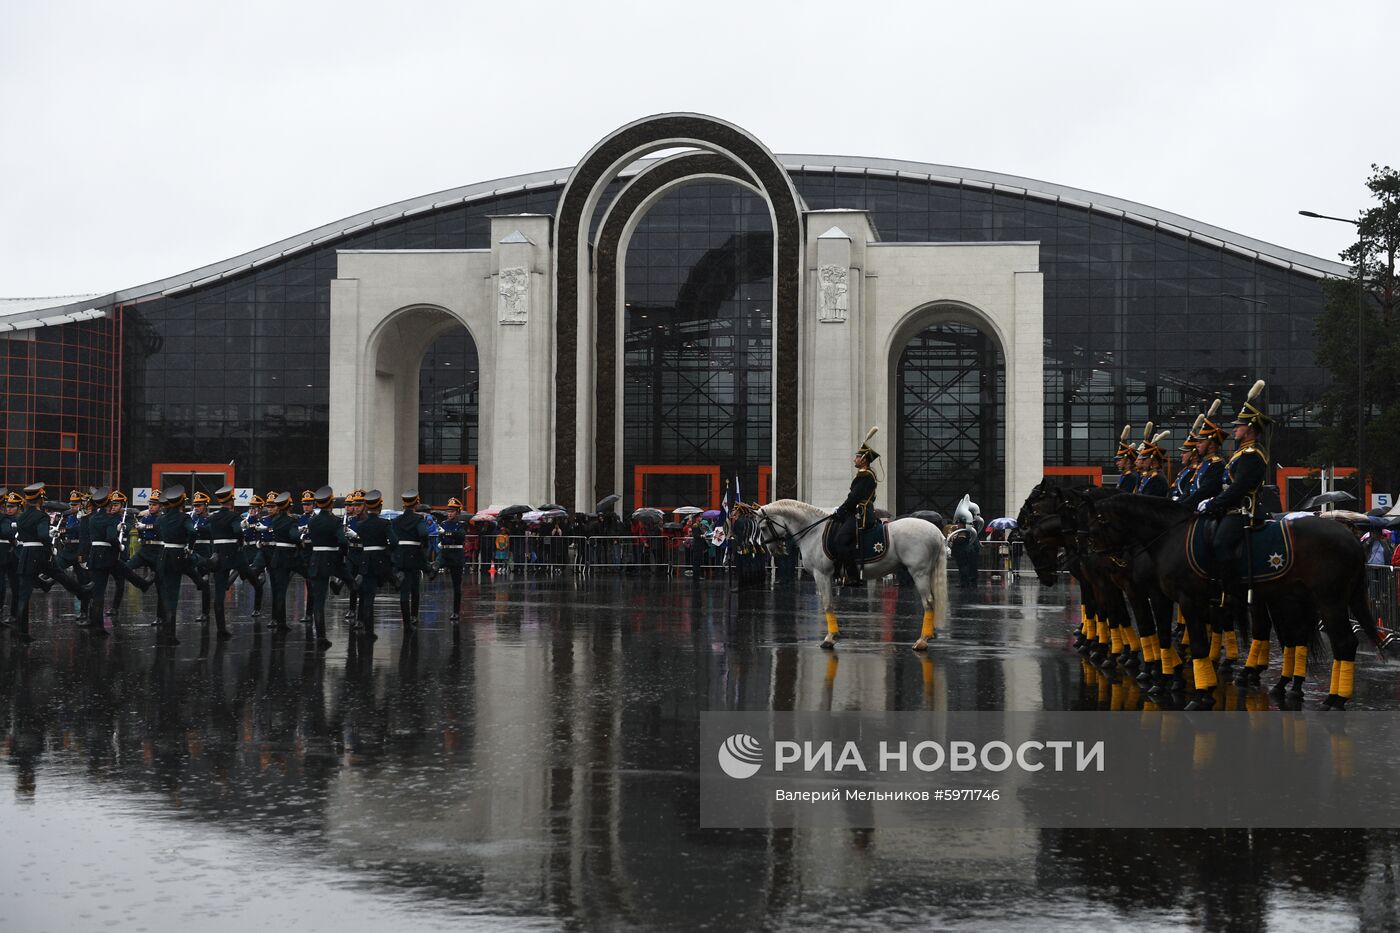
[{"left": 3, "top": 572, "right": 1400, "bottom": 931}]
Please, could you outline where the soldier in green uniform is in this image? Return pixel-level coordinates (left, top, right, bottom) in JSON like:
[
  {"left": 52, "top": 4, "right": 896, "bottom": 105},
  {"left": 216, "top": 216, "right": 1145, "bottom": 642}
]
[{"left": 832, "top": 429, "right": 880, "bottom": 587}]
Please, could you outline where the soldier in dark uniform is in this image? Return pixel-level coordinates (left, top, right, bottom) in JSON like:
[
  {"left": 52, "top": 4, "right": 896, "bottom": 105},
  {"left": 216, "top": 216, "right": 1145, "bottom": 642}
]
[
  {"left": 12, "top": 483, "right": 55, "bottom": 641},
  {"left": 1184, "top": 403, "right": 1227, "bottom": 509},
  {"left": 241, "top": 494, "right": 267, "bottom": 616},
  {"left": 125, "top": 498, "right": 165, "bottom": 622},
  {"left": 1134, "top": 430, "right": 1171, "bottom": 497},
  {"left": 102, "top": 490, "right": 151, "bottom": 616},
  {"left": 53, "top": 490, "right": 90, "bottom": 620},
  {"left": 205, "top": 485, "right": 248, "bottom": 640},
  {"left": 305, "top": 486, "right": 345, "bottom": 651},
  {"left": 263, "top": 491, "right": 300, "bottom": 631},
  {"left": 0, "top": 490, "right": 18, "bottom": 620},
  {"left": 1114, "top": 425, "right": 1139, "bottom": 491},
  {"left": 342, "top": 490, "right": 364, "bottom": 623},
  {"left": 296, "top": 490, "right": 316, "bottom": 625},
  {"left": 189, "top": 491, "right": 215, "bottom": 624},
  {"left": 352, "top": 490, "right": 392, "bottom": 640},
  {"left": 1172, "top": 419, "right": 1200, "bottom": 502},
  {"left": 85, "top": 488, "right": 151, "bottom": 633},
  {"left": 390, "top": 489, "right": 430, "bottom": 627},
  {"left": 436, "top": 497, "right": 467, "bottom": 621},
  {"left": 832, "top": 431, "right": 880, "bottom": 588},
  {"left": 154, "top": 486, "right": 201, "bottom": 642}
]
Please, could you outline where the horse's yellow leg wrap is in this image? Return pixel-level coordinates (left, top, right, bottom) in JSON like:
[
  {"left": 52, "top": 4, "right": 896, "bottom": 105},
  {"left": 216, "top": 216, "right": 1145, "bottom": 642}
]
[
  {"left": 1281, "top": 646, "right": 1296, "bottom": 679},
  {"left": 921, "top": 608, "right": 936, "bottom": 639},
  {"left": 1097, "top": 618, "right": 1108, "bottom": 644},
  {"left": 1293, "top": 645, "right": 1308, "bottom": 676},
  {"left": 1329, "top": 661, "right": 1341, "bottom": 696},
  {"left": 1338, "top": 660, "right": 1355, "bottom": 699},
  {"left": 1142, "top": 632, "right": 1159, "bottom": 663},
  {"left": 825, "top": 611, "right": 839, "bottom": 637},
  {"left": 1193, "top": 657, "right": 1218, "bottom": 690},
  {"left": 1257, "top": 639, "right": 1270, "bottom": 668},
  {"left": 1123, "top": 628, "right": 1141, "bottom": 653},
  {"left": 1160, "top": 646, "right": 1178, "bottom": 673},
  {"left": 1180, "top": 619, "right": 1191, "bottom": 646},
  {"left": 1224, "top": 630, "right": 1239, "bottom": 660},
  {"left": 1209, "top": 631, "right": 1222, "bottom": 662},
  {"left": 1110, "top": 683, "right": 1124, "bottom": 711},
  {"left": 1110, "top": 627, "right": 1123, "bottom": 654},
  {"left": 1079, "top": 605, "right": 1089, "bottom": 635}
]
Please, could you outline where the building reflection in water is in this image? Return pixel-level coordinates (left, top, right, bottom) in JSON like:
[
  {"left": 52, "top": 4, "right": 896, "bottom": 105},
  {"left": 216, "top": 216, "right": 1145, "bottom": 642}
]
[{"left": 2, "top": 578, "right": 1398, "bottom": 929}]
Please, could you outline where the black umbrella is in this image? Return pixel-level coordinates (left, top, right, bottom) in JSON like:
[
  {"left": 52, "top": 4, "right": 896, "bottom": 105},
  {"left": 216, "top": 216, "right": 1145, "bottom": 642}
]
[
  {"left": 537, "top": 503, "right": 567, "bottom": 513},
  {"left": 1299, "top": 490, "right": 1357, "bottom": 511},
  {"left": 1367, "top": 506, "right": 1391, "bottom": 517},
  {"left": 631, "top": 507, "right": 664, "bottom": 522},
  {"left": 497, "top": 504, "right": 532, "bottom": 520},
  {"left": 907, "top": 510, "right": 946, "bottom": 526},
  {"left": 596, "top": 494, "right": 620, "bottom": 513}
]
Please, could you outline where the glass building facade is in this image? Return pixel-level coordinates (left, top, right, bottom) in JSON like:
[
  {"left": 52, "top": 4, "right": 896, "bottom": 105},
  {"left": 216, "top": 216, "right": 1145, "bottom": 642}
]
[{"left": 1, "top": 162, "right": 1332, "bottom": 518}]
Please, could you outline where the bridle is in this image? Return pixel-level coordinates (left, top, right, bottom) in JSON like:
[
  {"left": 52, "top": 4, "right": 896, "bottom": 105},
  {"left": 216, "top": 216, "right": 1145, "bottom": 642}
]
[{"left": 734, "top": 502, "right": 832, "bottom": 556}]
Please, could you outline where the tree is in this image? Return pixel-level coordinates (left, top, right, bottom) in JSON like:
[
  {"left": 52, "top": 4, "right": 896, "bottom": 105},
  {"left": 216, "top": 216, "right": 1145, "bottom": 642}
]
[{"left": 1308, "top": 164, "right": 1400, "bottom": 495}]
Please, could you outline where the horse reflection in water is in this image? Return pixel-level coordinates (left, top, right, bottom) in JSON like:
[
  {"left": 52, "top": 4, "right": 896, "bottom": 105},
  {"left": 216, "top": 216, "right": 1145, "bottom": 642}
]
[{"left": 738, "top": 499, "right": 949, "bottom": 651}]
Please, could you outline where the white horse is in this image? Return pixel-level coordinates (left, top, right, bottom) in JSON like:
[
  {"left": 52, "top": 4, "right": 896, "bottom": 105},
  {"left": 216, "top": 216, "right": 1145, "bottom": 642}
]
[{"left": 741, "top": 499, "right": 950, "bottom": 651}]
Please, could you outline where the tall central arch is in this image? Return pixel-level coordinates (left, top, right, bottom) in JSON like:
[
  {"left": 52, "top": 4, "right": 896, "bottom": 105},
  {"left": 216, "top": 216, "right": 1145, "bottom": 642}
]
[{"left": 553, "top": 113, "right": 804, "bottom": 509}]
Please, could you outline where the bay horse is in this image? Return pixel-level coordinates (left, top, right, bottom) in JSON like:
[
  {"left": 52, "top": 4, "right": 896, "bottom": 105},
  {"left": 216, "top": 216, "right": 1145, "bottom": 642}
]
[{"left": 738, "top": 499, "right": 949, "bottom": 651}]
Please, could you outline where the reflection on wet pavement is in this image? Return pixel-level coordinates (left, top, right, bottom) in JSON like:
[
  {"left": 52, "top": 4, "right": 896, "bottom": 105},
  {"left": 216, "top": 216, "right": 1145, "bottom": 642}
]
[{"left": 2, "top": 574, "right": 1399, "bottom": 931}]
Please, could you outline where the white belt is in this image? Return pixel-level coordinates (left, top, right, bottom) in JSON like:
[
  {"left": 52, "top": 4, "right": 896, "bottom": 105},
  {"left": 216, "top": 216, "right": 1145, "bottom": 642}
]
[
  {"left": 272, "top": 542, "right": 298, "bottom": 548},
  {"left": 396, "top": 541, "right": 422, "bottom": 546},
  {"left": 162, "top": 543, "right": 187, "bottom": 548},
  {"left": 312, "top": 546, "right": 339, "bottom": 551},
  {"left": 21, "top": 542, "right": 44, "bottom": 547},
  {"left": 213, "top": 538, "right": 239, "bottom": 545},
  {"left": 440, "top": 544, "right": 463, "bottom": 549},
  {"left": 362, "top": 546, "right": 386, "bottom": 551},
  {"left": 91, "top": 541, "right": 113, "bottom": 547}
]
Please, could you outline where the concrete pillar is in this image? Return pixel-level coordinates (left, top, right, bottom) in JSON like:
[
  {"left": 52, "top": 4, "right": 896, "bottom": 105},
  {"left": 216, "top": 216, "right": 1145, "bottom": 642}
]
[
  {"left": 486, "top": 215, "right": 555, "bottom": 507},
  {"left": 1008, "top": 269, "right": 1045, "bottom": 513}
]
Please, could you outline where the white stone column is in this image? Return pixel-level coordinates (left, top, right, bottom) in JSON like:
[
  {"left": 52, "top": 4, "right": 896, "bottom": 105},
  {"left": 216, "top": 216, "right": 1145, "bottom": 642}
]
[
  {"left": 328, "top": 278, "right": 361, "bottom": 494},
  {"left": 487, "top": 215, "right": 554, "bottom": 507},
  {"left": 802, "top": 210, "right": 875, "bottom": 509},
  {"left": 1009, "top": 269, "right": 1045, "bottom": 513}
]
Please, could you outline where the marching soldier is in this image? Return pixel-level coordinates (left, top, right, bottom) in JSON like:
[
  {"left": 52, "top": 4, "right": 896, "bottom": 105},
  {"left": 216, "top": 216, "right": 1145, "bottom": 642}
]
[
  {"left": 390, "top": 489, "right": 430, "bottom": 627},
  {"left": 0, "top": 490, "right": 18, "bottom": 620},
  {"left": 1114, "top": 425, "right": 1139, "bottom": 491},
  {"left": 241, "top": 494, "right": 267, "bottom": 616},
  {"left": 342, "top": 490, "right": 364, "bottom": 622},
  {"left": 204, "top": 486, "right": 248, "bottom": 640},
  {"left": 53, "top": 490, "right": 90, "bottom": 620},
  {"left": 85, "top": 488, "right": 153, "bottom": 633},
  {"left": 125, "top": 497, "right": 165, "bottom": 622},
  {"left": 263, "top": 491, "right": 300, "bottom": 631},
  {"left": 831, "top": 428, "right": 880, "bottom": 588},
  {"left": 297, "top": 490, "right": 316, "bottom": 625},
  {"left": 437, "top": 497, "right": 467, "bottom": 622},
  {"left": 352, "top": 490, "right": 393, "bottom": 640},
  {"left": 154, "top": 486, "right": 203, "bottom": 643},
  {"left": 305, "top": 486, "right": 345, "bottom": 651},
  {"left": 190, "top": 491, "right": 215, "bottom": 623},
  {"left": 12, "top": 483, "right": 54, "bottom": 641}
]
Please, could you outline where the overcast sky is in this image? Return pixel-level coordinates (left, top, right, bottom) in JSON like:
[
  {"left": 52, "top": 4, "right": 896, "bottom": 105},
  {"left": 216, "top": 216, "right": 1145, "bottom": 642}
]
[{"left": 2, "top": 0, "right": 1393, "bottom": 298}]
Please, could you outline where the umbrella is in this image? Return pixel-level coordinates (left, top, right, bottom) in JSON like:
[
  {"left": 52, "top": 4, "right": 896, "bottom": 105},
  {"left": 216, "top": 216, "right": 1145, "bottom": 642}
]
[
  {"left": 537, "top": 503, "right": 567, "bottom": 512},
  {"left": 662, "top": 522, "right": 683, "bottom": 531},
  {"left": 701, "top": 509, "right": 723, "bottom": 520},
  {"left": 380, "top": 509, "right": 402, "bottom": 520},
  {"left": 596, "top": 494, "right": 620, "bottom": 513},
  {"left": 673, "top": 506, "right": 703, "bottom": 516},
  {"left": 1367, "top": 506, "right": 1391, "bottom": 517},
  {"left": 986, "top": 517, "right": 1018, "bottom": 530},
  {"left": 907, "top": 510, "right": 945, "bottom": 526},
  {"left": 469, "top": 511, "right": 498, "bottom": 523},
  {"left": 632, "top": 507, "right": 664, "bottom": 521},
  {"left": 497, "top": 504, "right": 532, "bottom": 520},
  {"left": 521, "top": 510, "right": 547, "bottom": 523},
  {"left": 1299, "top": 490, "right": 1357, "bottom": 511}
]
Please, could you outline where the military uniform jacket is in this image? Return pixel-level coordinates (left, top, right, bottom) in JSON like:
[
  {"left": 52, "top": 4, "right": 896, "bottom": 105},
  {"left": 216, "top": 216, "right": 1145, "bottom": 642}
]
[
  {"left": 1212, "top": 445, "right": 1268, "bottom": 522},
  {"left": 156, "top": 508, "right": 197, "bottom": 570},
  {"left": 87, "top": 511, "right": 124, "bottom": 570},
  {"left": 356, "top": 514, "right": 392, "bottom": 577},
  {"left": 208, "top": 507, "right": 244, "bottom": 557},
  {"left": 58, "top": 510, "right": 83, "bottom": 560},
  {"left": 390, "top": 510, "right": 430, "bottom": 571},
  {"left": 306, "top": 510, "right": 346, "bottom": 578},
  {"left": 1183, "top": 456, "right": 1225, "bottom": 508},
  {"left": 1172, "top": 466, "right": 1196, "bottom": 501},
  {"left": 136, "top": 511, "right": 161, "bottom": 551},
  {"left": 1117, "top": 472, "right": 1139, "bottom": 491},
  {"left": 836, "top": 469, "right": 878, "bottom": 528},
  {"left": 267, "top": 512, "right": 301, "bottom": 568},
  {"left": 77, "top": 511, "right": 93, "bottom": 562},
  {"left": 438, "top": 518, "right": 465, "bottom": 564},
  {"left": 1136, "top": 471, "right": 1169, "bottom": 497},
  {"left": 0, "top": 514, "right": 15, "bottom": 569},
  {"left": 15, "top": 506, "right": 52, "bottom": 575}
]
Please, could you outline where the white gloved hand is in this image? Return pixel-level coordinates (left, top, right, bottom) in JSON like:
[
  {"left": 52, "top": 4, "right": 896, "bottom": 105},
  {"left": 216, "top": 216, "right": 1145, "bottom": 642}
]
[{"left": 1196, "top": 499, "right": 1211, "bottom": 513}]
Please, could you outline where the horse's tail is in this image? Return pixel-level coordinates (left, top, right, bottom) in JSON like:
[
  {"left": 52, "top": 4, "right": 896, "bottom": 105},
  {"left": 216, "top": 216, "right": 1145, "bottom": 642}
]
[{"left": 1349, "top": 569, "right": 1390, "bottom": 656}]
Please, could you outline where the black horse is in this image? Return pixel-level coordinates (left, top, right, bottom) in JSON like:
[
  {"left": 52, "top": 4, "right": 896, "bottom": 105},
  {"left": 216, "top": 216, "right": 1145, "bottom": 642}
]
[{"left": 1086, "top": 493, "right": 1385, "bottom": 710}]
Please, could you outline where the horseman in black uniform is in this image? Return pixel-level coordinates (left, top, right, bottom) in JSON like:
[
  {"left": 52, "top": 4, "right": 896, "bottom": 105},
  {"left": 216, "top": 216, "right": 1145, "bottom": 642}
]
[
  {"left": 1200, "top": 381, "right": 1270, "bottom": 592},
  {"left": 1134, "top": 428, "right": 1171, "bottom": 497},
  {"left": 1172, "top": 416, "right": 1202, "bottom": 501},
  {"left": 1114, "top": 425, "right": 1139, "bottom": 491},
  {"left": 1184, "top": 400, "right": 1227, "bottom": 509},
  {"left": 832, "top": 428, "right": 880, "bottom": 588}
]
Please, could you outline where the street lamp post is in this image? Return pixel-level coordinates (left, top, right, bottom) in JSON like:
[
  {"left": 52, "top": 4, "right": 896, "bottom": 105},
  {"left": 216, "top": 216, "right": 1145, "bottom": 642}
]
[{"left": 1299, "top": 209, "right": 1365, "bottom": 505}]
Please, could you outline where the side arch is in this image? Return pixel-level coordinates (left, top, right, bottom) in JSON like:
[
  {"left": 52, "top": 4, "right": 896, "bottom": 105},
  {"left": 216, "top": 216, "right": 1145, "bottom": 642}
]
[{"left": 554, "top": 113, "right": 804, "bottom": 509}]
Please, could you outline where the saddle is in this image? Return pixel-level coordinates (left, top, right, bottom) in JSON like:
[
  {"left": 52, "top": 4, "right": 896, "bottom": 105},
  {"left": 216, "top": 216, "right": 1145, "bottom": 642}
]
[
  {"left": 822, "top": 520, "right": 890, "bottom": 565},
  {"left": 1186, "top": 518, "right": 1295, "bottom": 583}
]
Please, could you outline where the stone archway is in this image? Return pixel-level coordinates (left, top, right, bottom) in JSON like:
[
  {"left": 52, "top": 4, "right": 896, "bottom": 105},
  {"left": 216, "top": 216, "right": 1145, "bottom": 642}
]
[{"left": 553, "top": 113, "right": 804, "bottom": 509}]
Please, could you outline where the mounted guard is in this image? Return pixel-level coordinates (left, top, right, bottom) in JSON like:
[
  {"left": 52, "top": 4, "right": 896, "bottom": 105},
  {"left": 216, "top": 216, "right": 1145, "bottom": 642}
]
[{"left": 831, "top": 427, "right": 880, "bottom": 587}]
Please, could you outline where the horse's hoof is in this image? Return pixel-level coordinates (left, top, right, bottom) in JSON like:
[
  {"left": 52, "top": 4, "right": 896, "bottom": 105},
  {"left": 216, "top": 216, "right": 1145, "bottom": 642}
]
[
  {"left": 912, "top": 638, "right": 928, "bottom": 652},
  {"left": 1268, "top": 679, "right": 1287, "bottom": 699},
  {"left": 820, "top": 637, "right": 836, "bottom": 651},
  {"left": 1287, "top": 682, "right": 1305, "bottom": 699},
  {"left": 1183, "top": 692, "right": 1215, "bottom": 711}
]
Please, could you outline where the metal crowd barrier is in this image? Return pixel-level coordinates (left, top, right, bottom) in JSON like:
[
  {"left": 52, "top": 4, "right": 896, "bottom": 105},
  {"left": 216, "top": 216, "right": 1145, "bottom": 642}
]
[
  {"left": 978, "top": 540, "right": 1025, "bottom": 577},
  {"left": 1366, "top": 564, "right": 1399, "bottom": 633}
]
